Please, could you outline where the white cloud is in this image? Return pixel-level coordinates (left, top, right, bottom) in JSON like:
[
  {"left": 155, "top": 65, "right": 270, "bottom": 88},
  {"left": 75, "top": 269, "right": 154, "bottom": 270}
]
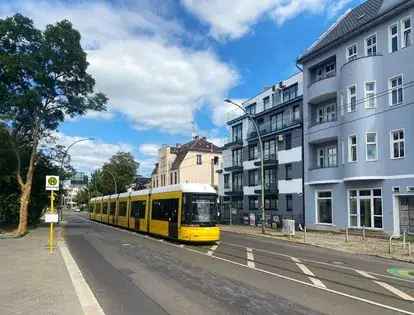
[
  {"left": 44, "top": 132, "right": 134, "bottom": 173},
  {"left": 181, "top": 0, "right": 353, "bottom": 40},
  {"left": 139, "top": 144, "right": 160, "bottom": 157},
  {"left": 0, "top": 1, "right": 238, "bottom": 133}
]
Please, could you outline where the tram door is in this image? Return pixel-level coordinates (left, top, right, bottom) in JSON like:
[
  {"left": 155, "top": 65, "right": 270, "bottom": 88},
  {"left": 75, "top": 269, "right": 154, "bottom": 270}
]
[{"left": 169, "top": 199, "right": 179, "bottom": 239}]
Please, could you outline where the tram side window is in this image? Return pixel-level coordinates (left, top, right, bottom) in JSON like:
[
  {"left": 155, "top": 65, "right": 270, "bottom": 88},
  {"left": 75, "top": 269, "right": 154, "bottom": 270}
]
[
  {"left": 102, "top": 202, "right": 107, "bottom": 214},
  {"left": 96, "top": 203, "right": 102, "bottom": 214},
  {"left": 131, "top": 201, "right": 146, "bottom": 218},
  {"left": 119, "top": 202, "right": 127, "bottom": 217},
  {"left": 109, "top": 202, "right": 116, "bottom": 215},
  {"left": 152, "top": 199, "right": 179, "bottom": 221},
  {"left": 89, "top": 204, "right": 93, "bottom": 213}
]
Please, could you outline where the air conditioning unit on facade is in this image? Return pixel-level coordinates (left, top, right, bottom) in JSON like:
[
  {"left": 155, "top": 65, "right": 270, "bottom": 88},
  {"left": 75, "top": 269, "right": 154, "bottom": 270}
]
[
  {"left": 392, "top": 186, "right": 400, "bottom": 193},
  {"left": 407, "top": 186, "right": 414, "bottom": 193}
]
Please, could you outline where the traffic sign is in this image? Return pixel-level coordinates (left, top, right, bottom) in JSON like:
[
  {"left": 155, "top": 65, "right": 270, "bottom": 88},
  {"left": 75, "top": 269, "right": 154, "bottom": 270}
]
[
  {"left": 45, "top": 213, "right": 59, "bottom": 223},
  {"left": 46, "top": 176, "right": 59, "bottom": 191}
]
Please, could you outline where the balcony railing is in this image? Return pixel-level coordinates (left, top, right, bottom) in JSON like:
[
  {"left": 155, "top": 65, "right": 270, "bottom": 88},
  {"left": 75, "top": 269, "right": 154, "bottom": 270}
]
[
  {"left": 254, "top": 183, "right": 278, "bottom": 194},
  {"left": 225, "top": 137, "right": 243, "bottom": 148},
  {"left": 309, "top": 71, "right": 336, "bottom": 87},
  {"left": 254, "top": 153, "right": 278, "bottom": 166},
  {"left": 310, "top": 114, "right": 337, "bottom": 127},
  {"left": 248, "top": 118, "right": 301, "bottom": 139},
  {"left": 309, "top": 163, "right": 338, "bottom": 170}
]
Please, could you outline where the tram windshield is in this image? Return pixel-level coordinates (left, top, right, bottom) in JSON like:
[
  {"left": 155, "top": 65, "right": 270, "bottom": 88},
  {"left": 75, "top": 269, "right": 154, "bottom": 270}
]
[{"left": 183, "top": 194, "right": 217, "bottom": 225}]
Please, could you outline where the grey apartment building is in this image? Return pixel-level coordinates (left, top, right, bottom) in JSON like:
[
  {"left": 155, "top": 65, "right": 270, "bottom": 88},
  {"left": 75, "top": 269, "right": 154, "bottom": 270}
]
[
  {"left": 218, "top": 73, "right": 304, "bottom": 226},
  {"left": 298, "top": 0, "right": 414, "bottom": 235}
]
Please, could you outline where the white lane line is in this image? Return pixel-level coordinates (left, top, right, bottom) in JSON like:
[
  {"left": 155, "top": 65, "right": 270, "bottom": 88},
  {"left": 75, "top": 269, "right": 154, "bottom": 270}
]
[
  {"left": 59, "top": 241, "right": 106, "bottom": 315},
  {"left": 310, "top": 277, "right": 327, "bottom": 289},
  {"left": 296, "top": 263, "right": 315, "bottom": 277},
  {"left": 207, "top": 245, "right": 218, "bottom": 256},
  {"left": 374, "top": 281, "right": 414, "bottom": 302},
  {"left": 246, "top": 248, "right": 255, "bottom": 268},
  {"left": 355, "top": 269, "right": 377, "bottom": 280},
  {"left": 77, "top": 216, "right": 414, "bottom": 315},
  {"left": 290, "top": 257, "right": 301, "bottom": 263}
]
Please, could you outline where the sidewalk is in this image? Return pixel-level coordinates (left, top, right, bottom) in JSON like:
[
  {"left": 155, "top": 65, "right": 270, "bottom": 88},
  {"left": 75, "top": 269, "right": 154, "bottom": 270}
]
[
  {"left": 0, "top": 224, "right": 83, "bottom": 315},
  {"left": 219, "top": 224, "right": 414, "bottom": 263}
]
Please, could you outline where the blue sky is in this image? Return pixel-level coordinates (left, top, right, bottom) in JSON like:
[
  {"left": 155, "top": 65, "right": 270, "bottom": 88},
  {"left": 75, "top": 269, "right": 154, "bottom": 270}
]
[{"left": 1, "top": 0, "right": 361, "bottom": 175}]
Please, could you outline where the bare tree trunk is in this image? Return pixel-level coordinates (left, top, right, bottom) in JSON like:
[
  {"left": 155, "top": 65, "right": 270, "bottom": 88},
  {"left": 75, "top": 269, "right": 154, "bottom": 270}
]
[{"left": 15, "top": 132, "right": 39, "bottom": 236}]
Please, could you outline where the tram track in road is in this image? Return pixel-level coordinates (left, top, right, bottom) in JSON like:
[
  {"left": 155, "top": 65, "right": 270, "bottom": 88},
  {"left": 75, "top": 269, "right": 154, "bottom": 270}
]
[{"left": 74, "top": 215, "right": 414, "bottom": 314}]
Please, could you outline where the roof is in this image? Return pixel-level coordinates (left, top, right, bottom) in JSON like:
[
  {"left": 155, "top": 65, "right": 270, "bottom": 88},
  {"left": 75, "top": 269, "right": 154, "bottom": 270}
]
[
  {"left": 151, "top": 163, "right": 158, "bottom": 176},
  {"left": 171, "top": 136, "right": 222, "bottom": 170},
  {"left": 298, "top": 0, "right": 411, "bottom": 63}
]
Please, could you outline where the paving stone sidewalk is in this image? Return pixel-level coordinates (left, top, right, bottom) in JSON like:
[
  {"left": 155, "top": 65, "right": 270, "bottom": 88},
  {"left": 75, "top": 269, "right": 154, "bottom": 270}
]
[
  {"left": 219, "top": 224, "right": 414, "bottom": 263},
  {"left": 0, "top": 224, "right": 83, "bottom": 315}
]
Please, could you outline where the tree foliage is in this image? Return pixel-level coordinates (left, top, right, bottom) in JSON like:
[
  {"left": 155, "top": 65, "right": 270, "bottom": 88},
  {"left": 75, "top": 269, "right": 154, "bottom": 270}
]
[{"left": 0, "top": 14, "right": 107, "bottom": 235}]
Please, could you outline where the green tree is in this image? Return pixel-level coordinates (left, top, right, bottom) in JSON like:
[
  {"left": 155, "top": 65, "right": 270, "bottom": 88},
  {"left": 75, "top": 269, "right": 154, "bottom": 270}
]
[
  {"left": 100, "top": 152, "right": 138, "bottom": 195},
  {"left": 0, "top": 14, "right": 107, "bottom": 235}
]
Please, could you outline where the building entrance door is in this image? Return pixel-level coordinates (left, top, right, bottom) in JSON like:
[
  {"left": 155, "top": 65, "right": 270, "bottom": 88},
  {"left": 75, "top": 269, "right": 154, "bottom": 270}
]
[{"left": 400, "top": 196, "right": 414, "bottom": 234}]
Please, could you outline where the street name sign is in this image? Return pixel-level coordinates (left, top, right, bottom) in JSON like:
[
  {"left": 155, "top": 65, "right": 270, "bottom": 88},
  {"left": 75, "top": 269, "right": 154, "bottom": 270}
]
[{"left": 46, "top": 176, "right": 59, "bottom": 191}]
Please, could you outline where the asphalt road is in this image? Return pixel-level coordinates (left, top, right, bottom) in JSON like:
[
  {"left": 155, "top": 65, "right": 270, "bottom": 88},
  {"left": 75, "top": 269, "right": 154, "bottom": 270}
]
[{"left": 64, "top": 213, "right": 414, "bottom": 315}]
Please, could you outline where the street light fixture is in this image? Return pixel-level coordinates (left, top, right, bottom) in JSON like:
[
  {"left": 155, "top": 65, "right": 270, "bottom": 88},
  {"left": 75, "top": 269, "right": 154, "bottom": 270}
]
[
  {"left": 224, "top": 99, "right": 266, "bottom": 234},
  {"left": 59, "top": 137, "right": 94, "bottom": 220}
]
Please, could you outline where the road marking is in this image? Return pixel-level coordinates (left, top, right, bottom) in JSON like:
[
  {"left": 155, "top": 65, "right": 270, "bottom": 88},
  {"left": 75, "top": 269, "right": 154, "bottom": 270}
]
[
  {"left": 309, "top": 277, "right": 327, "bottom": 288},
  {"left": 374, "top": 281, "right": 414, "bottom": 301},
  {"left": 296, "top": 263, "right": 315, "bottom": 277},
  {"left": 59, "top": 241, "right": 106, "bottom": 315},
  {"left": 355, "top": 269, "right": 377, "bottom": 279},
  {"left": 207, "top": 245, "right": 218, "bottom": 256},
  {"left": 246, "top": 248, "right": 255, "bottom": 268},
  {"left": 290, "top": 257, "right": 301, "bottom": 263}
]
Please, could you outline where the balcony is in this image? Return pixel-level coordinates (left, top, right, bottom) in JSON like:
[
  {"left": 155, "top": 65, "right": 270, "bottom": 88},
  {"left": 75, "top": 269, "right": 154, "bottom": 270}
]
[
  {"left": 224, "top": 162, "right": 243, "bottom": 172},
  {"left": 248, "top": 118, "right": 301, "bottom": 139},
  {"left": 254, "top": 183, "right": 279, "bottom": 195},
  {"left": 309, "top": 112, "right": 337, "bottom": 127},
  {"left": 224, "top": 137, "right": 243, "bottom": 149},
  {"left": 225, "top": 185, "right": 243, "bottom": 196},
  {"left": 254, "top": 153, "right": 278, "bottom": 166},
  {"left": 308, "top": 73, "right": 337, "bottom": 104}
]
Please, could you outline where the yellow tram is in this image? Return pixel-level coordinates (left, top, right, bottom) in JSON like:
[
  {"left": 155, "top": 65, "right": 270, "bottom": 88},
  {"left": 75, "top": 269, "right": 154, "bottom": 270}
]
[{"left": 89, "top": 183, "right": 220, "bottom": 243}]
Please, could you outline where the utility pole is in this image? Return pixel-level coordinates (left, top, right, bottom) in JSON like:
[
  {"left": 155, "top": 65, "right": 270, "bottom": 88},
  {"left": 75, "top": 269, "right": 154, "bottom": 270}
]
[{"left": 225, "top": 99, "right": 266, "bottom": 234}]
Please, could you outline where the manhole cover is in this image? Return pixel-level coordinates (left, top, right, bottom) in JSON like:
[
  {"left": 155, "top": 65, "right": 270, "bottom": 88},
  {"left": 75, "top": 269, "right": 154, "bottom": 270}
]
[{"left": 387, "top": 267, "right": 414, "bottom": 280}]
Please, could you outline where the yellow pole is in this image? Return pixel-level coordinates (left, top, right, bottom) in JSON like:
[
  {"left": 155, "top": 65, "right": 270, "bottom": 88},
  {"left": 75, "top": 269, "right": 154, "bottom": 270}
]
[{"left": 49, "top": 191, "right": 55, "bottom": 253}]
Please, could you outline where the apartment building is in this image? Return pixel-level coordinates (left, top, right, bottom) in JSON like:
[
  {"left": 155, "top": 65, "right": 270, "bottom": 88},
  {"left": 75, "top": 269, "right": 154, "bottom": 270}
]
[
  {"left": 218, "top": 73, "right": 304, "bottom": 226},
  {"left": 151, "top": 136, "right": 222, "bottom": 189},
  {"left": 298, "top": 0, "right": 414, "bottom": 235}
]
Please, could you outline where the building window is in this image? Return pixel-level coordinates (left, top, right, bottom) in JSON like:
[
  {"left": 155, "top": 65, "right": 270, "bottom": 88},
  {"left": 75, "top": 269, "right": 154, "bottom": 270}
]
[
  {"left": 316, "top": 102, "right": 336, "bottom": 124},
  {"left": 265, "top": 197, "right": 278, "bottom": 210},
  {"left": 232, "top": 172, "right": 243, "bottom": 191},
  {"left": 174, "top": 172, "right": 178, "bottom": 184},
  {"left": 196, "top": 154, "right": 202, "bottom": 165},
  {"left": 248, "top": 170, "right": 258, "bottom": 186},
  {"left": 286, "top": 194, "right": 293, "bottom": 212},
  {"left": 248, "top": 144, "right": 258, "bottom": 160},
  {"left": 285, "top": 164, "right": 292, "bottom": 180},
  {"left": 293, "top": 105, "right": 300, "bottom": 121},
  {"left": 232, "top": 124, "right": 242, "bottom": 142},
  {"left": 390, "top": 23, "right": 399, "bottom": 52},
  {"left": 349, "top": 189, "right": 382, "bottom": 228},
  {"left": 249, "top": 197, "right": 258, "bottom": 210},
  {"left": 366, "top": 132, "right": 377, "bottom": 161},
  {"left": 282, "top": 108, "right": 292, "bottom": 127},
  {"left": 347, "top": 85, "right": 357, "bottom": 112},
  {"left": 282, "top": 84, "right": 298, "bottom": 103},
  {"left": 391, "top": 129, "right": 405, "bottom": 159},
  {"left": 276, "top": 112, "right": 283, "bottom": 130},
  {"left": 348, "top": 135, "right": 357, "bottom": 162},
  {"left": 170, "top": 173, "right": 173, "bottom": 185},
  {"left": 246, "top": 103, "right": 256, "bottom": 115},
  {"left": 224, "top": 174, "right": 230, "bottom": 189},
  {"left": 285, "top": 133, "right": 292, "bottom": 150},
  {"left": 317, "top": 191, "right": 332, "bottom": 224},
  {"left": 263, "top": 139, "right": 276, "bottom": 160},
  {"left": 364, "top": 82, "right": 376, "bottom": 109},
  {"left": 232, "top": 148, "right": 242, "bottom": 166},
  {"left": 317, "top": 146, "right": 337, "bottom": 168},
  {"left": 347, "top": 44, "right": 357, "bottom": 61},
  {"left": 263, "top": 96, "right": 270, "bottom": 110},
  {"left": 325, "top": 62, "right": 335, "bottom": 76},
  {"left": 389, "top": 75, "right": 403, "bottom": 106},
  {"left": 264, "top": 168, "right": 277, "bottom": 189},
  {"left": 273, "top": 90, "right": 282, "bottom": 106},
  {"left": 402, "top": 17, "right": 412, "bottom": 48},
  {"left": 365, "top": 34, "right": 377, "bottom": 56},
  {"left": 340, "top": 92, "right": 345, "bottom": 116},
  {"left": 213, "top": 156, "right": 219, "bottom": 165}
]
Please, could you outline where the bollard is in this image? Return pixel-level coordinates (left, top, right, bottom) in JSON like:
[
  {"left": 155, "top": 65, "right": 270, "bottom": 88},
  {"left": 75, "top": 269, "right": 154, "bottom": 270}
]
[
  {"left": 389, "top": 235, "right": 396, "bottom": 254},
  {"left": 304, "top": 227, "right": 307, "bottom": 243},
  {"left": 362, "top": 226, "right": 366, "bottom": 241},
  {"left": 345, "top": 227, "right": 349, "bottom": 242},
  {"left": 403, "top": 231, "right": 406, "bottom": 249}
]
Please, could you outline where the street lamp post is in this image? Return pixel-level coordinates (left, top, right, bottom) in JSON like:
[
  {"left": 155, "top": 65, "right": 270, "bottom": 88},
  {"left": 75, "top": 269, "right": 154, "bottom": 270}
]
[
  {"left": 224, "top": 99, "right": 266, "bottom": 234},
  {"left": 101, "top": 168, "right": 118, "bottom": 195},
  {"left": 59, "top": 138, "right": 94, "bottom": 221}
]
